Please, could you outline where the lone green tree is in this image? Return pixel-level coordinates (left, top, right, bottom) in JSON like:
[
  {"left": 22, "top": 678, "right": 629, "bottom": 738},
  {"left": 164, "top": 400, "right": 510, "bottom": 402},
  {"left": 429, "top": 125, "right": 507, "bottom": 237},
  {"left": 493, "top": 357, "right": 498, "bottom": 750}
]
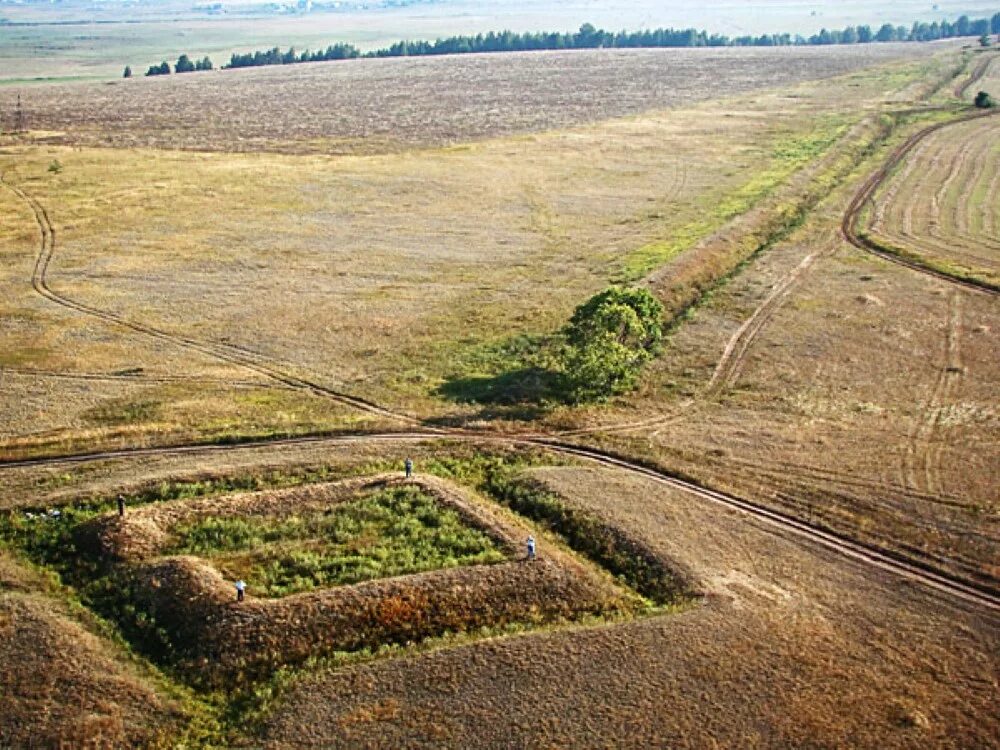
[
  {"left": 980, "top": 32, "right": 993, "bottom": 47},
  {"left": 123, "top": 65, "right": 132, "bottom": 78},
  {"left": 559, "top": 287, "right": 664, "bottom": 403},
  {"left": 974, "top": 90, "right": 996, "bottom": 108}
]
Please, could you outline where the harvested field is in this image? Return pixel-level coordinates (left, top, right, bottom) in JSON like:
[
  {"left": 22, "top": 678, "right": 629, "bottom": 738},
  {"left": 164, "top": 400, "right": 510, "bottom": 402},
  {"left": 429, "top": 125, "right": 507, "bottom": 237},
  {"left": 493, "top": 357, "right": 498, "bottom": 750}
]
[
  {"left": 3, "top": 44, "right": 947, "bottom": 154},
  {"left": 865, "top": 109, "right": 1000, "bottom": 287},
  {"left": 0, "top": 49, "right": 968, "bottom": 458},
  {"left": 1, "top": 35, "right": 998, "bottom": 749},
  {"left": 568, "top": 106, "right": 1000, "bottom": 590},
  {"left": 260, "top": 464, "right": 1000, "bottom": 748}
]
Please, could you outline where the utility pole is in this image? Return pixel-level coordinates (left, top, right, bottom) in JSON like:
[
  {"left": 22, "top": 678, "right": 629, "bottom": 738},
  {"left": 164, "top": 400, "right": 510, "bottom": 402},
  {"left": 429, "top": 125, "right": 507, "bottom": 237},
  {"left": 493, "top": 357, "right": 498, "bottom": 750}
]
[{"left": 13, "top": 93, "right": 24, "bottom": 134}]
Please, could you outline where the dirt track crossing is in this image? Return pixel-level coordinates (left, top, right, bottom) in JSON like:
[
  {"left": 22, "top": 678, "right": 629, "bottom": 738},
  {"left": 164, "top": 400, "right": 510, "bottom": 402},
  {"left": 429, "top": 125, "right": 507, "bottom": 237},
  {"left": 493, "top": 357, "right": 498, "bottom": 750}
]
[
  {"left": 705, "top": 237, "right": 839, "bottom": 397},
  {"left": 2, "top": 58, "right": 999, "bottom": 619}
]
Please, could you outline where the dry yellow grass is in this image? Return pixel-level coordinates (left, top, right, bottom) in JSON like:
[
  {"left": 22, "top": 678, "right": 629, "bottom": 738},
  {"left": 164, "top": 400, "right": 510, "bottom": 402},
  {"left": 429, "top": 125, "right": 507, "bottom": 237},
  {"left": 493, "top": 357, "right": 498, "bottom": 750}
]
[
  {"left": 0, "top": 48, "right": 966, "bottom": 458},
  {"left": 565, "top": 106, "right": 1000, "bottom": 587},
  {"left": 1, "top": 40, "right": 997, "bottom": 750}
]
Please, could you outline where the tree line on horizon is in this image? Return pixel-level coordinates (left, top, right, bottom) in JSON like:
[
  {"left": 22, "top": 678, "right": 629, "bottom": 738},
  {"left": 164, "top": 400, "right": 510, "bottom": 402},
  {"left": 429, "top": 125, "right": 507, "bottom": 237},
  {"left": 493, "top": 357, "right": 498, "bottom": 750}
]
[
  {"left": 141, "top": 53, "right": 214, "bottom": 77},
  {"left": 134, "top": 12, "right": 1000, "bottom": 76}
]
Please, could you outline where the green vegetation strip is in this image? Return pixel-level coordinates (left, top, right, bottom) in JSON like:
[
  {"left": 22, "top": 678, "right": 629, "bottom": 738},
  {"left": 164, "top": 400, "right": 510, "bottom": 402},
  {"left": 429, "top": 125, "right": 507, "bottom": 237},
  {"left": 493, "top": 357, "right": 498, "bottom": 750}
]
[{"left": 616, "top": 119, "right": 851, "bottom": 283}]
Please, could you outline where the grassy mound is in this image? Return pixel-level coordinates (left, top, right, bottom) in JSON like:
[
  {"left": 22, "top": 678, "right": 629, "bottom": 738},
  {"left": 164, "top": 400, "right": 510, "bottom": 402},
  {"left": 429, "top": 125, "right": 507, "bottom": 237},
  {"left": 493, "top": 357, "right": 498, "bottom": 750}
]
[
  {"left": 63, "top": 474, "right": 634, "bottom": 686},
  {"left": 0, "top": 591, "right": 184, "bottom": 749}
]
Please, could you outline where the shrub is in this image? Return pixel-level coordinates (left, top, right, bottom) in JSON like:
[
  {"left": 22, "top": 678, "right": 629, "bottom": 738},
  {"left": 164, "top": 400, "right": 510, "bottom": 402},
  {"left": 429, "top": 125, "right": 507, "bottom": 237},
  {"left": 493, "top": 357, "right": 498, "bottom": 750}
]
[
  {"left": 175, "top": 54, "right": 196, "bottom": 73},
  {"left": 145, "top": 61, "right": 170, "bottom": 76},
  {"left": 974, "top": 90, "right": 996, "bottom": 109}
]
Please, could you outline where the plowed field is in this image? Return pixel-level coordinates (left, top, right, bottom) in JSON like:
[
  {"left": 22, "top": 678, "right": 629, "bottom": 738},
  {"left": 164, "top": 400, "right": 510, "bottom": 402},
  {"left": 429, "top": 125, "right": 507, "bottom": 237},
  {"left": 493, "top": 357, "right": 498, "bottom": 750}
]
[{"left": 2, "top": 44, "right": 942, "bottom": 154}]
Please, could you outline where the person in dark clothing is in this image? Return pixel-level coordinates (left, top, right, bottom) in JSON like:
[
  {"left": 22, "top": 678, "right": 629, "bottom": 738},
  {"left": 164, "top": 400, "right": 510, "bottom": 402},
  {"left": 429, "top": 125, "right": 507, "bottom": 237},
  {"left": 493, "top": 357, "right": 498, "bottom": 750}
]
[
  {"left": 117, "top": 494, "right": 126, "bottom": 518},
  {"left": 405, "top": 458, "right": 413, "bottom": 477}
]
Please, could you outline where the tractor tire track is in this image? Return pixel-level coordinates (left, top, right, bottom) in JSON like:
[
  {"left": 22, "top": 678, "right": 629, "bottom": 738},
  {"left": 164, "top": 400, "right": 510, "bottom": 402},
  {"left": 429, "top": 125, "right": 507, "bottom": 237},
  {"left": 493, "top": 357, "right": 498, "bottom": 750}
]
[
  {"left": 0, "top": 176, "right": 426, "bottom": 428},
  {"left": 705, "top": 237, "right": 839, "bottom": 397},
  {"left": 983, "top": 153, "right": 1000, "bottom": 240},
  {"left": 921, "top": 126, "right": 1000, "bottom": 259},
  {"left": 955, "top": 53, "right": 997, "bottom": 100},
  {"left": 887, "top": 128, "right": 1000, "bottom": 268},
  {"left": 901, "top": 292, "right": 964, "bottom": 494},
  {"left": 925, "top": 292, "right": 964, "bottom": 496},
  {"left": 4, "top": 62, "right": 1000, "bottom": 616},
  {"left": 0, "top": 366, "right": 293, "bottom": 390}
]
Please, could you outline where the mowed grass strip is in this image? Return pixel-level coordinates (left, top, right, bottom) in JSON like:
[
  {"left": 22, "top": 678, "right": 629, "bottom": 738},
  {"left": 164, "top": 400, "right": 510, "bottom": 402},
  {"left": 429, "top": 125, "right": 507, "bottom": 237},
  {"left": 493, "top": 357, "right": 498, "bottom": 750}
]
[{"left": 165, "top": 486, "right": 506, "bottom": 597}]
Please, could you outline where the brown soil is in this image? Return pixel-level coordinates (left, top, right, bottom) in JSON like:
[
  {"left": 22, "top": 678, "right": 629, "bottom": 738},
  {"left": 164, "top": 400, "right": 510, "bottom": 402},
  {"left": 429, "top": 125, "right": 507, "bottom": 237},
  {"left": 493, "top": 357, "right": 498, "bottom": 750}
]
[{"left": 2, "top": 45, "right": 942, "bottom": 154}]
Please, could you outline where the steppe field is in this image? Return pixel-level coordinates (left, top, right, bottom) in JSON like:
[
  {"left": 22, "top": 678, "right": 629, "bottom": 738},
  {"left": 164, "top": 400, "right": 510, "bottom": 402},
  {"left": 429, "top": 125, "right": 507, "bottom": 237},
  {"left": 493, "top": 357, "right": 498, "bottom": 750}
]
[{"left": 0, "top": 25, "right": 998, "bottom": 750}]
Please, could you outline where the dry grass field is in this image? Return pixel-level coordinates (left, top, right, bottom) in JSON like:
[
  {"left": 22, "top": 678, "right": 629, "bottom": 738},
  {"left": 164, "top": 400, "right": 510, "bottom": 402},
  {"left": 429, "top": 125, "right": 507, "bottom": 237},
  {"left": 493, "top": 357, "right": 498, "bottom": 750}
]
[
  {"left": 1, "top": 36, "right": 998, "bottom": 750},
  {"left": 565, "top": 96, "right": 1000, "bottom": 588},
  {"left": 0, "top": 47, "right": 968, "bottom": 460}
]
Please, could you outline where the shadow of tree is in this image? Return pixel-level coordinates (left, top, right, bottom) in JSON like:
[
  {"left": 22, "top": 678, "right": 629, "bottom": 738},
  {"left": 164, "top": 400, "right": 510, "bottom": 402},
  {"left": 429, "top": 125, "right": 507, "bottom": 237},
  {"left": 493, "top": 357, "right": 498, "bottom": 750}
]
[{"left": 435, "top": 366, "right": 562, "bottom": 406}]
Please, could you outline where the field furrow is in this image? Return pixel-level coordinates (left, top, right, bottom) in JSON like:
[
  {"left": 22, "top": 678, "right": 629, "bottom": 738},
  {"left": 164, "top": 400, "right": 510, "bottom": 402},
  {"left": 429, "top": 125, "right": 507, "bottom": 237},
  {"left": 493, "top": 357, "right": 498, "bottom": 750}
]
[{"left": 867, "top": 112, "right": 1000, "bottom": 287}]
